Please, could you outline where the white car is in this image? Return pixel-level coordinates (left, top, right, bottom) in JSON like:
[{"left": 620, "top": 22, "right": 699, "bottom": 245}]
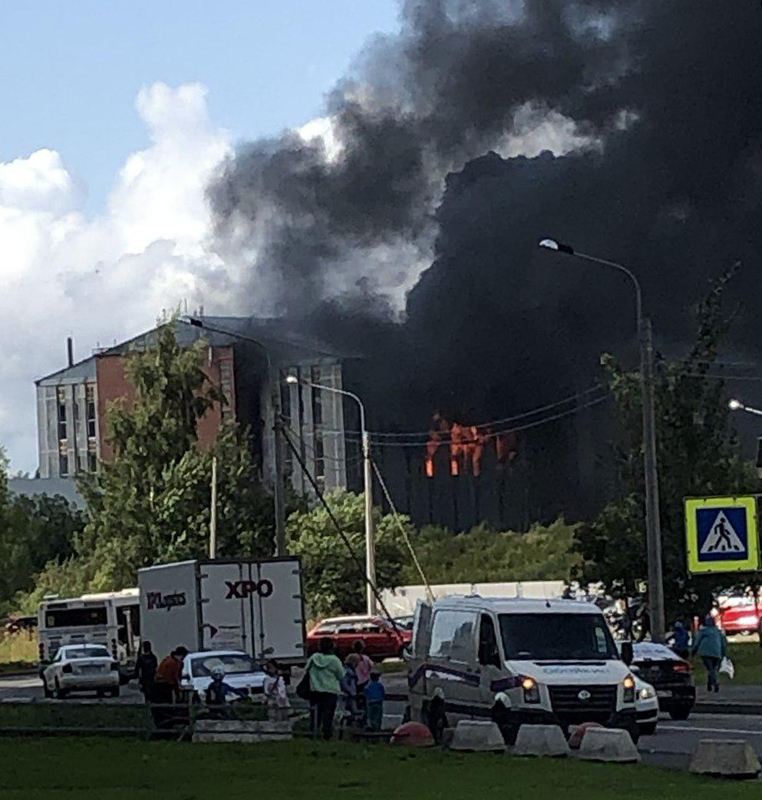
[
  {"left": 42, "top": 644, "right": 120, "bottom": 699},
  {"left": 180, "top": 650, "right": 266, "bottom": 702},
  {"left": 634, "top": 675, "right": 659, "bottom": 735}
]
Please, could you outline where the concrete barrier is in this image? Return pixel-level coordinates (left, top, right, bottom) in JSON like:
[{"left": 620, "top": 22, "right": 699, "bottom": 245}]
[
  {"left": 512, "top": 724, "right": 570, "bottom": 758},
  {"left": 450, "top": 720, "right": 506, "bottom": 753},
  {"left": 578, "top": 727, "right": 639, "bottom": 763},
  {"left": 390, "top": 721, "right": 435, "bottom": 748},
  {"left": 193, "top": 719, "right": 292, "bottom": 743},
  {"left": 689, "top": 739, "right": 761, "bottom": 778},
  {"left": 568, "top": 722, "right": 602, "bottom": 750}
]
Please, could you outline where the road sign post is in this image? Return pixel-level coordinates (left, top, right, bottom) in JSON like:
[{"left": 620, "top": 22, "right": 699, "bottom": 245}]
[{"left": 685, "top": 496, "right": 760, "bottom": 575}]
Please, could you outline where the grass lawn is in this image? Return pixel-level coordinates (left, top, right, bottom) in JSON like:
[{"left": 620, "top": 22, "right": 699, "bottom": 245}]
[
  {"left": 0, "top": 633, "right": 37, "bottom": 673},
  {"left": 692, "top": 642, "right": 762, "bottom": 686},
  {"left": 1, "top": 738, "right": 760, "bottom": 800}
]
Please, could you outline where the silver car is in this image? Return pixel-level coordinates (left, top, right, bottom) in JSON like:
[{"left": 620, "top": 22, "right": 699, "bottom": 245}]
[
  {"left": 42, "top": 644, "right": 120, "bottom": 699},
  {"left": 180, "top": 650, "right": 266, "bottom": 702}
]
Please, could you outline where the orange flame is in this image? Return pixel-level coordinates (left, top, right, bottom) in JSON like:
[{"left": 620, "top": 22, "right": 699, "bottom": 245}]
[{"left": 425, "top": 413, "right": 516, "bottom": 477}]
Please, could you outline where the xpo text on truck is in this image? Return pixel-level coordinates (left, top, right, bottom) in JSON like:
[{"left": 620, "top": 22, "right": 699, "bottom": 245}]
[{"left": 138, "top": 558, "right": 306, "bottom": 665}]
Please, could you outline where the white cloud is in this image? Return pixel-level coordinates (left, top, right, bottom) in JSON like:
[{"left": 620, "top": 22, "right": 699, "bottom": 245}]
[{"left": 0, "top": 83, "right": 233, "bottom": 472}]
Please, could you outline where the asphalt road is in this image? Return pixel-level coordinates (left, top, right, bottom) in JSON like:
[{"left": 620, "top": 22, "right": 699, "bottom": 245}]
[{"left": 3, "top": 673, "right": 762, "bottom": 771}]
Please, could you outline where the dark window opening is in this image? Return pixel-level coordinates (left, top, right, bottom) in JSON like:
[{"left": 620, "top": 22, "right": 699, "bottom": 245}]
[
  {"left": 44, "top": 606, "right": 108, "bottom": 628},
  {"left": 478, "top": 614, "right": 501, "bottom": 667},
  {"left": 499, "top": 613, "right": 618, "bottom": 662}
]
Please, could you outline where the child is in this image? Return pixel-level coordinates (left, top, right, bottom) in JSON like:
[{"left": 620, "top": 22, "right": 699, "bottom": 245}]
[
  {"left": 341, "top": 654, "right": 360, "bottom": 724},
  {"left": 263, "top": 661, "right": 290, "bottom": 722},
  {"left": 363, "top": 668, "right": 386, "bottom": 731}
]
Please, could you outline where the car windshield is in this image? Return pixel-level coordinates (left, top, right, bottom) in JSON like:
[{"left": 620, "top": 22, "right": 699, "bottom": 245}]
[
  {"left": 68, "top": 647, "right": 111, "bottom": 659},
  {"left": 499, "top": 613, "right": 619, "bottom": 661},
  {"left": 191, "top": 654, "right": 260, "bottom": 677}
]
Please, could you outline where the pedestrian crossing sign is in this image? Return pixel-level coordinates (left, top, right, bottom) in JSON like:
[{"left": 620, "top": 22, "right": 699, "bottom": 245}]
[{"left": 685, "top": 495, "right": 759, "bottom": 574}]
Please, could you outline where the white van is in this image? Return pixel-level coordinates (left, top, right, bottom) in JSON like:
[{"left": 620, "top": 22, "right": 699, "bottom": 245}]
[{"left": 408, "top": 595, "right": 639, "bottom": 742}]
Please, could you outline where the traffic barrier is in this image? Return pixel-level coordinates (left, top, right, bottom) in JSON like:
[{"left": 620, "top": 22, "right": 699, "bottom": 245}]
[
  {"left": 193, "top": 719, "right": 292, "bottom": 743},
  {"left": 450, "top": 720, "right": 506, "bottom": 752},
  {"left": 568, "top": 722, "right": 603, "bottom": 750},
  {"left": 578, "top": 727, "right": 640, "bottom": 763},
  {"left": 512, "top": 724, "right": 569, "bottom": 758},
  {"left": 390, "top": 721, "right": 435, "bottom": 748},
  {"left": 689, "top": 739, "right": 761, "bottom": 779}
]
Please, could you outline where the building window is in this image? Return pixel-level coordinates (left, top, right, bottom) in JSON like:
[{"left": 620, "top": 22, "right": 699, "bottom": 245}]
[
  {"left": 220, "top": 361, "right": 233, "bottom": 421},
  {"left": 88, "top": 451, "right": 97, "bottom": 473},
  {"left": 311, "top": 366, "right": 323, "bottom": 427},
  {"left": 59, "top": 452, "right": 69, "bottom": 477},
  {"left": 314, "top": 432, "right": 325, "bottom": 490},
  {"left": 57, "top": 387, "right": 67, "bottom": 442},
  {"left": 86, "top": 384, "right": 97, "bottom": 439}
]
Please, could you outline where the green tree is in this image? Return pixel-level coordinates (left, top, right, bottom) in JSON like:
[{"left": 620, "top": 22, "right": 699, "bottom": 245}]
[
  {"left": 287, "top": 490, "right": 408, "bottom": 618},
  {"left": 574, "top": 270, "right": 759, "bottom": 619},
  {"left": 34, "top": 324, "right": 276, "bottom": 596},
  {"left": 404, "top": 518, "right": 580, "bottom": 585}
]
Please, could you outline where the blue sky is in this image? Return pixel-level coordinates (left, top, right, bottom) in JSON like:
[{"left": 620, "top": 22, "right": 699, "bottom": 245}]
[{"left": 0, "top": 0, "right": 401, "bottom": 210}]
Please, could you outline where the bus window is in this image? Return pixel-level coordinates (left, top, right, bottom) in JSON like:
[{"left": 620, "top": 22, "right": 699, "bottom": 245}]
[{"left": 44, "top": 607, "right": 108, "bottom": 628}]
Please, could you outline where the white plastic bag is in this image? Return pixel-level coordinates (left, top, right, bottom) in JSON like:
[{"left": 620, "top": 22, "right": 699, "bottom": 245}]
[{"left": 719, "top": 656, "right": 735, "bottom": 679}]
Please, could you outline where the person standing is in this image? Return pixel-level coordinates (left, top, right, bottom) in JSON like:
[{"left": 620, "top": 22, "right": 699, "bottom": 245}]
[
  {"left": 692, "top": 616, "right": 728, "bottom": 693},
  {"left": 134, "top": 641, "right": 158, "bottom": 703},
  {"left": 151, "top": 646, "right": 188, "bottom": 728},
  {"left": 263, "top": 661, "right": 290, "bottom": 723},
  {"left": 669, "top": 621, "right": 691, "bottom": 660},
  {"left": 352, "top": 639, "right": 373, "bottom": 716},
  {"left": 363, "top": 668, "right": 386, "bottom": 732},
  {"left": 305, "top": 637, "right": 344, "bottom": 740}
]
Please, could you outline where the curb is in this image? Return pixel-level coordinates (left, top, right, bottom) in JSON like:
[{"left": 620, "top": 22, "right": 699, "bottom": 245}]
[
  {"left": 694, "top": 701, "right": 762, "bottom": 716},
  {"left": 0, "top": 670, "right": 38, "bottom": 679}
]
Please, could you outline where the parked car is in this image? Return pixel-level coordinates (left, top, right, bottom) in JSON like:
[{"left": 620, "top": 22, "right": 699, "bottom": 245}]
[
  {"left": 630, "top": 642, "right": 695, "bottom": 720},
  {"left": 180, "top": 650, "right": 267, "bottom": 701},
  {"left": 306, "top": 615, "right": 411, "bottom": 660},
  {"left": 634, "top": 675, "right": 659, "bottom": 736},
  {"left": 718, "top": 604, "right": 760, "bottom": 636},
  {"left": 42, "top": 644, "right": 120, "bottom": 699}
]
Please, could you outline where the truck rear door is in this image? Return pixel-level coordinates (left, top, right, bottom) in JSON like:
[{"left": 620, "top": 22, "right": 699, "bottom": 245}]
[
  {"left": 199, "top": 562, "right": 254, "bottom": 654},
  {"left": 254, "top": 558, "right": 306, "bottom": 663}
]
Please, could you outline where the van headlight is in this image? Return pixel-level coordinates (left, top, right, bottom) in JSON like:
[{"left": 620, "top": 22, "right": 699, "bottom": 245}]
[
  {"left": 622, "top": 674, "right": 636, "bottom": 704},
  {"left": 521, "top": 676, "right": 541, "bottom": 704},
  {"left": 639, "top": 685, "right": 656, "bottom": 701}
]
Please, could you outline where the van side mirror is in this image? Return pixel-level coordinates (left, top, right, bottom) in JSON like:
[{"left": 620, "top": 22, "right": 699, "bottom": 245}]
[{"left": 621, "top": 641, "right": 634, "bottom": 666}]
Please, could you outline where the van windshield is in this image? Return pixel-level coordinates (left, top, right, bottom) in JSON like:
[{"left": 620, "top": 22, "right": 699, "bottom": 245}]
[{"left": 499, "top": 613, "right": 618, "bottom": 661}]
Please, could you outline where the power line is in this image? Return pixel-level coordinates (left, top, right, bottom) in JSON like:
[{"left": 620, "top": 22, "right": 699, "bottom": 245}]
[
  {"left": 366, "top": 383, "right": 607, "bottom": 439},
  {"left": 345, "top": 393, "right": 611, "bottom": 448},
  {"left": 371, "top": 457, "right": 433, "bottom": 601}
]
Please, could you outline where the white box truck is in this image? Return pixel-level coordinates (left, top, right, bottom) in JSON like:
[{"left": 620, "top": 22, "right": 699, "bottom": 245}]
[{"left": 138, "top": 558, "right": 306, "bottom": 665}]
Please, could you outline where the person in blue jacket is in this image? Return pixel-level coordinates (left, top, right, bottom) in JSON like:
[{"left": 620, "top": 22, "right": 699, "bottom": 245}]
[
  {"left": 692, "top": 615, "right": 728, "bottom": 693},
  {"left": 363, "top": 668, "right": 386, "bottom": 731}
]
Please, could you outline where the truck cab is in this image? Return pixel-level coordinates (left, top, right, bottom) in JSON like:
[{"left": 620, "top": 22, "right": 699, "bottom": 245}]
[{"left": 408, "top": 595, "right": 639, "bottom": 743}]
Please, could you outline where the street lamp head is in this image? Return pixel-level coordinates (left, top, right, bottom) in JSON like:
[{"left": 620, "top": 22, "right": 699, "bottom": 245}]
[
  {"left": 285, "top": 375, "right": 299, "bottom": 385},
  {"left": 729, "top": 399, "right": 743, "bottom": 411},
  {"left": 538, "top": 238, "right": 574, "bottom": 255}
]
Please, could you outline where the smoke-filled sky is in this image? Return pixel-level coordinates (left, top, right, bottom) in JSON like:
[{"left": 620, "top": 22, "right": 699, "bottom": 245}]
[{"left": 3, "top": 1, "right": 762, "bottom": 471}]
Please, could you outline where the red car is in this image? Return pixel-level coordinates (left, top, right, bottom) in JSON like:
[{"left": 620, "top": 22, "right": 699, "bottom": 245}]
[
  {"left": 718, "top": 605, "right": 760, "bottom": 635},
  {"left": 306, "top": 615, "right": 412, "bottom": 661}
]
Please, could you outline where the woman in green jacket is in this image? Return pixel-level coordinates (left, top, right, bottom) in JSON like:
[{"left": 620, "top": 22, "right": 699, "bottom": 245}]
[
  {"left": 306, "top": 637, "right": 345, "bottom": 739},
  {"left": 692, "top": 616, "right": 728, "bottom": 693}
]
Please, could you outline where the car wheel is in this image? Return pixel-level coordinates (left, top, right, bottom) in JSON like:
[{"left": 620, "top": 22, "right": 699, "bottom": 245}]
[
  {"left": 639, "top": 721, "right": 658, "bottom": 736},
  {"left": 109, "top": 686, "right": 120, "bottom": 698},
  {"left": 669, "top": 707, "right": 691, "bottom": 721},
  {"left": 43, "top": 677, "right": 53, "bottom": 699},
  {"left": 54, "top": 679, "right": 68, "bottom": 700}
]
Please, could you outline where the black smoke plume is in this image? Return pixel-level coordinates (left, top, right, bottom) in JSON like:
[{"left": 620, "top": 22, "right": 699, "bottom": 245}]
[{"left": 208, "top": 1, "right": 762, "bottom": 522}]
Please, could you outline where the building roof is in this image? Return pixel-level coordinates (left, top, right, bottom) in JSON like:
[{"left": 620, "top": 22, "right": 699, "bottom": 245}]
[
  {"left": 37, "top": 318, "right": 351, "bottom": 386},
  {"left": 8, "top": 477, "right": 84, "bottom": 507}
]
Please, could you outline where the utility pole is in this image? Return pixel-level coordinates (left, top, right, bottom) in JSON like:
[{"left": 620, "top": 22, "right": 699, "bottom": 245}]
[
  {"left": 210, "top": 455, "right": 218, "bottom": 559},
  {"left": 640, "top": 318, "right": 665, "bottom": 642},
  {"left": 271, "top": 371, "right": 287, "bottom": 556},
  {"left": 362, "top": 428, "right": 377, "bottom": 615}
]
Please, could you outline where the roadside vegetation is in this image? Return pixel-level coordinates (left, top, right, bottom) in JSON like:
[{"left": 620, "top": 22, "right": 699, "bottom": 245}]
[{"left": 2, "top": 738, "right": 761, "bottom": 800}]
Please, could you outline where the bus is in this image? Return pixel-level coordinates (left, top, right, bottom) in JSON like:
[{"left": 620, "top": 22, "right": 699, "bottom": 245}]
[{"left": 38, "top": 589, "right": 140, "bottom": 670}]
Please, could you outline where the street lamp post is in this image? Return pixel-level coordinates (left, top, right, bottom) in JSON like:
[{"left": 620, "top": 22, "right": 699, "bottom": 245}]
[
  {"left": 538, "top": 238, "right": 666, "bottom": 642},
  {"left": 286, "top": 375, "right": 377, "bottom": 615},
  {"left": 187, "top": 318, "right": 287, "bottom": 556}
]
